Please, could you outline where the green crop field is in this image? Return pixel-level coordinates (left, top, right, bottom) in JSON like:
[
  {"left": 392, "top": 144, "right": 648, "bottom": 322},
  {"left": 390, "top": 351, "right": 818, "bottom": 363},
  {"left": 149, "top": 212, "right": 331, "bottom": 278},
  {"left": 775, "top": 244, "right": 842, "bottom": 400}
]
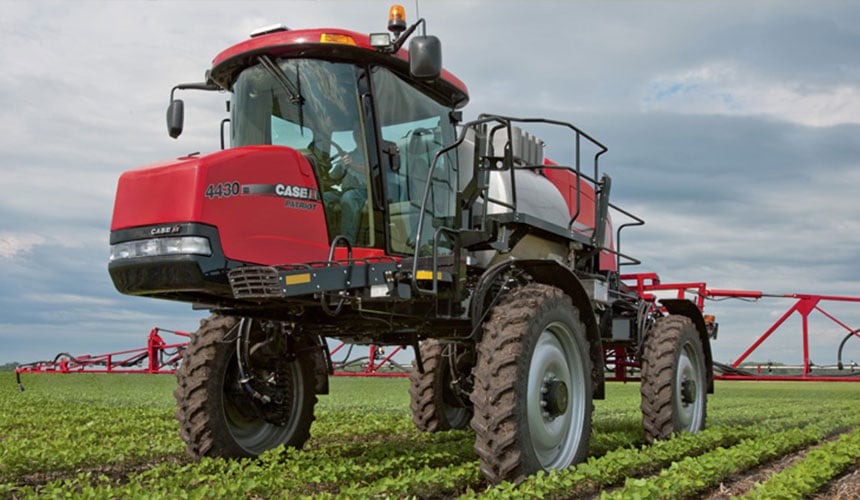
[{"left": 2, "top": 372, "right": 860, "bottom": 498}]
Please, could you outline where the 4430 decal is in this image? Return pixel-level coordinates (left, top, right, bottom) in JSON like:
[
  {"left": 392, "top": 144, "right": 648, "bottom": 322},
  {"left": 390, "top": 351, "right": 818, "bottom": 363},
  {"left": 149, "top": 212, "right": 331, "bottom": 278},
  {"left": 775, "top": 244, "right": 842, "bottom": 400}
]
[{"left": 204, "top": 181, "right": 241, "bottom": 199}]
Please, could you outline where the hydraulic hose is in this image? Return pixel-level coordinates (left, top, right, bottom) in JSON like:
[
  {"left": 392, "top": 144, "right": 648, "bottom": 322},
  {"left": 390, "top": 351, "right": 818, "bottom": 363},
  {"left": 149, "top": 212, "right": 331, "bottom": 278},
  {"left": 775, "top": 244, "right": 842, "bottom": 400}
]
[
  {"left": 837, "top": 329, "right": 860, "bottom": 370},
  {"left": 236, "top": 318, "right": 272, "bottom": 404}
]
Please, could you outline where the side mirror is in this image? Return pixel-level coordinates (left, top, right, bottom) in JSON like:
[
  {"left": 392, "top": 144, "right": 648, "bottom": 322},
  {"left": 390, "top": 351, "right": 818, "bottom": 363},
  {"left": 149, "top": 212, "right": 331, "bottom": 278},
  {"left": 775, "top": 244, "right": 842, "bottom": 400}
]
[
  {"left": 166, "top": 99, "right": 184, "bottom": 139},
  {"left": 409, "top": 35, "right": 442, "bottom": 81}
]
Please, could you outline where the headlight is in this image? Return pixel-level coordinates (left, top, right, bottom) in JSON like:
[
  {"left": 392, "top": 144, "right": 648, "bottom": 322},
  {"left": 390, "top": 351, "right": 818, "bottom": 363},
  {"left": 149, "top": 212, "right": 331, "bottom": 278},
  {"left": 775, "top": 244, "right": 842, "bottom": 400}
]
[{"left": 110, "top": 236, "right": 212, "bottom": 262}]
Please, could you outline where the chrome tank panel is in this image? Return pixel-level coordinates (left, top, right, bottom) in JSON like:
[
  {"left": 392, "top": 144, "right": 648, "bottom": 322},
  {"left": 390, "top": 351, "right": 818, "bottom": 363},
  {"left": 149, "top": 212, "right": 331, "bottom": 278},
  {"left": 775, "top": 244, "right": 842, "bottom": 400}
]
[
  {"left": 486, "top": 169, "right": 570, "bottom": 229},
  {"left": 457, "top": 127, "right": 573, "bottom": 269}
]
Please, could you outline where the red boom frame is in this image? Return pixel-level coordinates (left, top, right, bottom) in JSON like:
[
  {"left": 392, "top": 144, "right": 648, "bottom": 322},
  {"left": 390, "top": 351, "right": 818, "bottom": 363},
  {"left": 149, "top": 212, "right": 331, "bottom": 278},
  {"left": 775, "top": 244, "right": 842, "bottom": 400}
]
[
  {"left": 14, "top": 328, "right": 191, "bottom": 391},
  {"left": 15, "top": 328, "right": 190, "bottom": 376},
  {"left": 620, "top": 273, "right": 860, "bottom": 382},
  {"left": 329, "top": 342, "right": 409, "bottom": 377},
  {"left": 15, "top": 272, "right": 860, "bottom": 387},
  {"left": 14, "top": 328, "right": 408, "bottom": 391}
]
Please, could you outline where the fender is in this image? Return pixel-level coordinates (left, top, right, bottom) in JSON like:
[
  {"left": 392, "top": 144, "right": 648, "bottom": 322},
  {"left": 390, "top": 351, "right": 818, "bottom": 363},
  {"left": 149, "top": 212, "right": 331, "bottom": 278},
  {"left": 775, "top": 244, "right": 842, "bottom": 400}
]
[
  {"left": 659, "top": 298, "right": 715, "bottom": 393},
  {"left": 472, "top": 258, "right": 606, "bottom": 399}
]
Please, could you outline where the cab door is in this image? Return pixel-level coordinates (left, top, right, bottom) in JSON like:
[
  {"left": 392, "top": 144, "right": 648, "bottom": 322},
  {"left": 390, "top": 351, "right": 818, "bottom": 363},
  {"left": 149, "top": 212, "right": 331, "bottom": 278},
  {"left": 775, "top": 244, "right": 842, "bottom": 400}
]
[{"left": 370, "top": 66, "right": 459, "bottom": 256}]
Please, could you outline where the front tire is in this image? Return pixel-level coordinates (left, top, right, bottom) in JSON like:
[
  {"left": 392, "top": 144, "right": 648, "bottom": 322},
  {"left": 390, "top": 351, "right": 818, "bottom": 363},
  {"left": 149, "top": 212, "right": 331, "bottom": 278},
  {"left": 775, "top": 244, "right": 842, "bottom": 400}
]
[
  {"left": 640, "top": 315, "right": 707, "bottom": 443},
  {"left": 174, "top": 314, "right": 317, "bottom": 458},
  {"left": 471, "top": 283, "right": 593, "bottom": 484}
]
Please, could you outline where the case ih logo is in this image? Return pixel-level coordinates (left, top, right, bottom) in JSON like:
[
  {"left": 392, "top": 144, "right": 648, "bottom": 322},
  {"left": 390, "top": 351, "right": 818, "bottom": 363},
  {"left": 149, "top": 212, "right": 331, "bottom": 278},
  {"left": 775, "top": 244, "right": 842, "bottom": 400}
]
[
  {"left": 150, "top": 225, "right": 182, "bottom": 235},
  {"left": 240, "top": 183, "right": 320, "bottom": 201},
  {"left": 273, "top": 184, "right": 320, "bottom": 201},
  {"left": 205, "top": 182, "right": 320, "bottom": 210}
]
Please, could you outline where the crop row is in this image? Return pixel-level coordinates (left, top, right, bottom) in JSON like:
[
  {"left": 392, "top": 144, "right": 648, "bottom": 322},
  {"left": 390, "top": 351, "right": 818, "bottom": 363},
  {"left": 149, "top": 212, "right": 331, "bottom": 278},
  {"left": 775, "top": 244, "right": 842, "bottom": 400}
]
[
  {"left": 746, "top": 429, "right": 860, "bottom": 499},
  {"left": 0, "top": 393, "right": 181, "bottom": 482},
  {"left": 477, "top": 425, "right": 760, "bottom": 499},
  {"left": 11, "top": 416, "right": 855, "bottom": 499},
  {"left": 476, "top": 407, "right": 860, "bottom": 500},
  {"left": 8, "top": 431, "right": 477, "bottom": 498},
  {"left": 603, "top": 420, "right": 847, "bottom": 498},
  {"left": 2, "top": 374, "right": 860, "bottom": 498}
]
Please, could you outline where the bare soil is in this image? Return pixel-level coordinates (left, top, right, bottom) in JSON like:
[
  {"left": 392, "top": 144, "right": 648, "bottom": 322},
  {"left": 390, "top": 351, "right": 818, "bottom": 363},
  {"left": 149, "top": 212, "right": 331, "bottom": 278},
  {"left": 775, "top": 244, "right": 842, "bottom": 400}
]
[
  {"left": 704, "top": 432, "right": 860, "bottom": 499},
  {"left": 13, "top": 456, "right": 186, "bottom": 490},
  {"left": 814, "top": 463, "right": 860, "bottom": 499},
  {"left": 704, "top": 445, "right": 813, "bottom": 499}
]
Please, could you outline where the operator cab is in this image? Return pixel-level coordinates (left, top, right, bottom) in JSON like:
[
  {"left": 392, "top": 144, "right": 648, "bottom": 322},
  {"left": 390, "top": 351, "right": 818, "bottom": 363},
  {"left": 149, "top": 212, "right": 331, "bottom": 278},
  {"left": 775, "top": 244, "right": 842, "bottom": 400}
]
[{"left": 207, "top": 18, "right": 469, "bottom": 257}]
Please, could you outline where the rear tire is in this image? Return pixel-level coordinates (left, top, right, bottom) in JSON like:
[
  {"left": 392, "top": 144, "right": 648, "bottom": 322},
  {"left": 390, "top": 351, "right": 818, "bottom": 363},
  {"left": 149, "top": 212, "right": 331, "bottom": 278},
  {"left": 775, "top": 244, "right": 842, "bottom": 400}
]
[
  {"left": 471, "top": 283, "right": 593, "bottom": 484},
  {"left": 640, "top": 315, "right": 707, "bottom": 443},
  {"left": 409, "top": 339, "right": 473, "bottom": 432},
  {"left": 174, "top": 314, "right": 317, "bottom": 458}
]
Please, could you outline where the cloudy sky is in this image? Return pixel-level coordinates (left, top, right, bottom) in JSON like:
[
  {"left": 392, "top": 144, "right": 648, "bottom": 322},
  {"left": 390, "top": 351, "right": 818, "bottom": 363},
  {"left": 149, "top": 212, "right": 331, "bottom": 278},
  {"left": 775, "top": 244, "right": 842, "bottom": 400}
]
[{"left": 2, "top": 1, "right": 859, "bottom": 370}]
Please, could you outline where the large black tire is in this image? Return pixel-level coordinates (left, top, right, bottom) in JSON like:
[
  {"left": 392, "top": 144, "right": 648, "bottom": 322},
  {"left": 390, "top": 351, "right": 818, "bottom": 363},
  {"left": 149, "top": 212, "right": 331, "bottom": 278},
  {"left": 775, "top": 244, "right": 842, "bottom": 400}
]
[
  {"left": 174, "top": 314, "right": 317, "bottom": 458},
  {"left": 470, "top": 283, "right": 593, "bottom": 484},
  {"left": 640, "top": 315, "right": 707, "bottom": 443},
  {"left": 409, "top": 339, "right": 473, "bottom": 432}
]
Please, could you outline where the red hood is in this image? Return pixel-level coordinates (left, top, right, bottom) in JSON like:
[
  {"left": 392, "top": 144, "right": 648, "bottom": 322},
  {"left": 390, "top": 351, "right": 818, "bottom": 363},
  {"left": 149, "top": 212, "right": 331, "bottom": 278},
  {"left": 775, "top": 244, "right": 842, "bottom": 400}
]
[{"left": 111, "top": 146, "right": 331, "bottom": 265}]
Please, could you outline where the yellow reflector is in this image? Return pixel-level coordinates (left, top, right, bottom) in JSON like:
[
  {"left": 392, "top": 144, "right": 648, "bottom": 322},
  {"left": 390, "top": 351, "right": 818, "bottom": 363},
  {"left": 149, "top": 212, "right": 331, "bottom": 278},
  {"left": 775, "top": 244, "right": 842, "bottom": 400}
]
[
  {"left": 284, "top": 273, "right": 312, "bottom": 285},
  {"left": 320, "top": 33, "right": 356, "bottom": 45},
  {"left": 416, "top": 270, "right": 443, "bottom": 281}
]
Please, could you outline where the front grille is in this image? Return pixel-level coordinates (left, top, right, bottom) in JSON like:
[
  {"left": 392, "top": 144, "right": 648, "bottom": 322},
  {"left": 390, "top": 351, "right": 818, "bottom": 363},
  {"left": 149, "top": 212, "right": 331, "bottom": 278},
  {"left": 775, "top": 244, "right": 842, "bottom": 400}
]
[{"left": 228, "top": 266, "right": 282, "bottom": 299}]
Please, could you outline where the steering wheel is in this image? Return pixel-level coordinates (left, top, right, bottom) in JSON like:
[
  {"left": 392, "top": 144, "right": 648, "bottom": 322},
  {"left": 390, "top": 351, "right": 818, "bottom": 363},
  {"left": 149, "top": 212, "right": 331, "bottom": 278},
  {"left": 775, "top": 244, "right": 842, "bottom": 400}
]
[
  {"left": 317, "top": 139, "right": 349, "bottom": 190},
  {"left": 330, "top": 139, "right": 353, "bottom": 168}
]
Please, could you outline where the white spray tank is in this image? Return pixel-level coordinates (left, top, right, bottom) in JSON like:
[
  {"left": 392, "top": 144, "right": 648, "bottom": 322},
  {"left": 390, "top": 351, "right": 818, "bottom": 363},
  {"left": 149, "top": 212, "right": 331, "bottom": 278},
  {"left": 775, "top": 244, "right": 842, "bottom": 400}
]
[{"left": 457, "top": 125, "right": 574, "bottom": 268}]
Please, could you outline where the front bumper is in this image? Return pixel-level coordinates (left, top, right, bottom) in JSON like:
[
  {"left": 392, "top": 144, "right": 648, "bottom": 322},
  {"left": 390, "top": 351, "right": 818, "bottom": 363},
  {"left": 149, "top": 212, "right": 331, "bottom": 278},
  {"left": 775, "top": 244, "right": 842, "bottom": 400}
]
[{"left": 108, "top": 223, "right": 235, "bottom": 302}]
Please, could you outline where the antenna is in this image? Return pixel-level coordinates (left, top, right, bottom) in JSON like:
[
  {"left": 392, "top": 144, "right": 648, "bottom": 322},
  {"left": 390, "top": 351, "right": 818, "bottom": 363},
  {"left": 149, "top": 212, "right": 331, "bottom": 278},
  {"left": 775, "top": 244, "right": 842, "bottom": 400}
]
[{"left": 415, "top": 0, "right": 425, "bottom": 35}]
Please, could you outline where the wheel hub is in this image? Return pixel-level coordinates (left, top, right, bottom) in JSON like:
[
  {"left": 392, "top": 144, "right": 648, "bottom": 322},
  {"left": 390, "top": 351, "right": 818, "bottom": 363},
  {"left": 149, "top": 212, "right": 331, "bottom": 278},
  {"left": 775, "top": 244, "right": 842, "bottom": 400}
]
[
  {"left": 540, "top": 375, "right": 568, "bottom": 419},
  {"left": 681, "top": 378, "right": 697, "bottom": 406}
]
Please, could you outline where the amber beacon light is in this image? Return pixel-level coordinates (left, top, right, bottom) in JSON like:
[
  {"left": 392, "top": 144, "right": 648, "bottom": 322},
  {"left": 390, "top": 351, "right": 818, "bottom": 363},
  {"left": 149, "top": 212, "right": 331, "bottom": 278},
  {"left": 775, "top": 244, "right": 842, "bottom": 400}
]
[{"left": 388, "top": 5, "right": 407, "bottom": 37}]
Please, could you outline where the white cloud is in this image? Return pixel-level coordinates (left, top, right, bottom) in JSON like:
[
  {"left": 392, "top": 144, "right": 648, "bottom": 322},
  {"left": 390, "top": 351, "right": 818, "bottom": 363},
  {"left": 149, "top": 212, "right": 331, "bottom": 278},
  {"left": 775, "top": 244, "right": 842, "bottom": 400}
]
[
  {"left": 0, "top": 232, "right": 46, "bottom": 259},
  {"left": 22, "top": 292, "right": 115, "bottom": 306},
  {"left": 643, "top": 61, "right": 860, "bottom": 127},
  {"left": 0, "top": 229, "right": 104, "bottom": 259}
]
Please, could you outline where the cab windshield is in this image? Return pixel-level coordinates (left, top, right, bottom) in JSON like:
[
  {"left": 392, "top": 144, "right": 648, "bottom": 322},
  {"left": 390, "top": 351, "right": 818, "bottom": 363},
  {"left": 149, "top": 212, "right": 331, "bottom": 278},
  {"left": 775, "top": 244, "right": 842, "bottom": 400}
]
[
  {"left": 231, "top": 58, "right": 373, "bottom": 247},
  {"left": 231, "top": 58, "right": 362, "bottom": 150},
  {"left": 229, "top": 58, "right": 459, "bottom": 255}
]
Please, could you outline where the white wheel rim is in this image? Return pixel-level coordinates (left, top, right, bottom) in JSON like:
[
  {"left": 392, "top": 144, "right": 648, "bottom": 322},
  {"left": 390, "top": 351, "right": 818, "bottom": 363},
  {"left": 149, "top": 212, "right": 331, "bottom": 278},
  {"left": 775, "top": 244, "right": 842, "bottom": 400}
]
[
  {"left": 526, "top": 321, "right": 587, "bottom": 469},
  {"left": 675, "top": 341, "right": 705, "bottom": 431}
]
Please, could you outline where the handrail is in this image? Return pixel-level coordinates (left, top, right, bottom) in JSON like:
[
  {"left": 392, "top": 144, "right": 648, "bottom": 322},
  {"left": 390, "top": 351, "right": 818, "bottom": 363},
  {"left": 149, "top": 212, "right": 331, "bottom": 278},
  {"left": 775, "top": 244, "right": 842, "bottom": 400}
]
[
  {"left": 410, "top": 115, "right": 638, "bottom": 295},
  {"left": 611, "top": 202, "right": 646, "bottom": 269}
]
